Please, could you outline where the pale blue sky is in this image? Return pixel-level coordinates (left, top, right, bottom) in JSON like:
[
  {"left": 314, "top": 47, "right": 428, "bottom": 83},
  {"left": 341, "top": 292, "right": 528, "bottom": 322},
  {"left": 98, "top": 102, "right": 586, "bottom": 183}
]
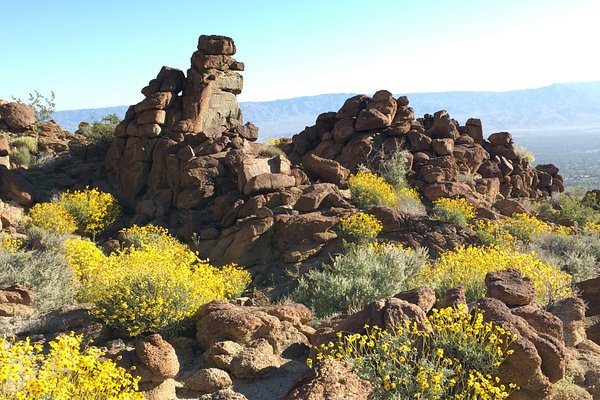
[{"left": 2, "top": 0, "right": 599, "bottom": 110}]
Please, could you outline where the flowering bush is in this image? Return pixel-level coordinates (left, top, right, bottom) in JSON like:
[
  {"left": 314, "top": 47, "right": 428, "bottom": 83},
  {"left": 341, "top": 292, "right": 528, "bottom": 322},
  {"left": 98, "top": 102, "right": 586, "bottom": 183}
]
[
  {"left": 473, "top": 219, "right": 517, "bottom": 248},
  {"left": 28, "top": 202, "right": 78, "bottom": 234},
  {"left": 584, "top": 222, "right": 600, "bottom": 235},
  {"left": 432, "top": 197, "right": 476, "bottom": 227},
  {"left": 59, "top": 187, "right": 121, "bottom": 237},
  {"left": 415, "top": 245, "right": 572, "bottom": 305},
  {"left": 293, "top": 242, "right": 428, "bottom": 318},
  {"left": 0, "top": 332, "right": 142, "bottom": 399},
  {"left": 64, "top": 225, "right": 251, "bottom": 336},
  {"left": 339, "top": 212, "right": 382, "bottom": 243},
  {"left": 502, "top": 213, "right": 551, "bottom": 243},
  {"left": 0, "top": 233, "right": 22, "bottom": 253},
  {"left": 310, "top": 306, "right": 517, "bottom": 399},
  {"left": 349, "top": 170, "right": 397, "bottom": 209}
]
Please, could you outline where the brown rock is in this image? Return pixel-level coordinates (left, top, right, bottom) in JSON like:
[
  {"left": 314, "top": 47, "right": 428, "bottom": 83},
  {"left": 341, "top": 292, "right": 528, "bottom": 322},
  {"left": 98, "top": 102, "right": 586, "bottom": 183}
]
[
  {"left": 294, "top": 183, "right": 349, "bottom": 211},
  {"left": 285, "top": 358, "right": 371, "bottom": 400},
  {"left": 488, "top": 132, "right": 513, "bottom": 146},
  {"left": 135, "top": 334, "right": 180, "bottom": 380},
  {"left": 428, "top": 110, "right": 459, "bottom": 139},
  {"left": 432, "top": 138, "right": 454, "bottom": 156},
  {"left": 0, "top": 284, "right": 34, "bottom": 305},
  {"left": 140, "top": 379, "right": 177, "bottom": 400},
  {"left": 494, "top": 198, "right": 528, "bottom": 216},
  {"left": 303, "top": 153, "right": 350, "bottom": 185},
  {"left": 435, "top": 286, "right": 467, "bottom": 310},
  {"left": 512, "top": 304, "right": 564, "bottom": 340},
  {"left": 0, "top": 102, "right": 36, "bottom": 130},
  {"left": 199, "top": 390, "right": 248, "bottom": 400},
  {"left": 393, "top": 287, "right": 436, "bottom": 313},
  {"left": 185, "top": 368, "right": 232, "bottom": 393},
  {"left": 465, "top": 118, "right": 483, "bottom": 142},
  {"left": 549, "top": 297, "right": 587, "bottom": 347},
  {"left": 422, "top": 181, "right": 473, "bottom": 201},
  {"left": 243, "top": 173, "right": 296, "bottom": 195},
  {"left": 0, "top": 167, "right": 34, "bottom": 206},
  {"left": 407, "top": 131, "right": 432, "bottom": 151},
  {"left": 536, "top": 164, "right": 560, "bottom": 177},
  {"left": 198, "top": 35, "right": 236, "bottom": 55},
  {"left": 485, "top": 268, "right": 536, "bottom": 306},
  {"left": 332, "top": 117, "right": 356, "bottom": 144},
  {"left": 0, "top": 136, "right": 10, "bottom": 157},
  {"left": 336, "top": 95, "right": 370, "bottom": 119},
  {"left": 203, "top": 341, "right": 244, "bottom": 370},
  {"left": 355, "top": 90, "right": 397, "bottom": 131},
  {"left": 229, "top": 338, "right": 282, "bottom": 378}
]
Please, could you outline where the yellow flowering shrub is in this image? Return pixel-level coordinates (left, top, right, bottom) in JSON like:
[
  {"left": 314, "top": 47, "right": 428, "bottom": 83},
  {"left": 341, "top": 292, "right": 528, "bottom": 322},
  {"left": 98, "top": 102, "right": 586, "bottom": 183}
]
[
  {"left": 59, "top": 187, "right": 121, "bottom": 236},
  {"left": 502, "top": 213, "right": 551, "bottom": 243},
  {"left": 339, "top": 212, "right": 382, "bottom": 243},
  {"left": 310, "top": 306, "right": 517, "bottom": 400},
  {"left": 64, "top": 225, "right": 251, "bottom": 336},
  {"left": 473, "top": 219, "right": 517, "bottom": 248},
  {"left": 584, "top": 222, "right": 600, "bottom": 235},
  {"left": 0, "top": 233, "right": 22, "bottom": 253},
  {"left": 415, "top": 245, "right": 573, "bottom": 305},
  {"left": 28, "top": 202, "right": 78, "bottom": 234},
  {"left": 432, "top": 197, "right": 476, "bottom": 228},
  {"left": 397, "top": 186, "right": 421, "bottom": 202},
  {"left": 0, "top": 332, "right": 141, "bottom": 400},
  {"left": 349, "top": 170, "right": 397, "bottom": 209}
]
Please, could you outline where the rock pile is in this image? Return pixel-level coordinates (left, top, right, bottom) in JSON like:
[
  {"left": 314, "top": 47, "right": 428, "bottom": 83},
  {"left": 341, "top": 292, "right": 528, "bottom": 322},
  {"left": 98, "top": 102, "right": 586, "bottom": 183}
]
[{"left": 287, "top": 91, "right": 564, "bottom": 206}]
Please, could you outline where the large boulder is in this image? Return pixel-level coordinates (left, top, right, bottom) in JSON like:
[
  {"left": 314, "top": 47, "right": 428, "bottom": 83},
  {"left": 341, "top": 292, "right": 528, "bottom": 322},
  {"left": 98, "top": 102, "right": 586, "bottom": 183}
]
[{"left": 0, "top": 102, "right": 36, "bottom": 130}]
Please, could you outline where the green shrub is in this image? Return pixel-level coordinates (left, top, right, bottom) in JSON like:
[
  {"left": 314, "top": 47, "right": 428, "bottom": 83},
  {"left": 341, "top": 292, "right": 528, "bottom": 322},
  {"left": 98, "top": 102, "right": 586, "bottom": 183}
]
[
  {"left": 75, "top": 114, "right": 120, "bottom": 143},
  {"left": 528, "top": 232, "right": 600, "bottom": 282},
  {"left": 11, "top": 136, "right": 38, "bottom": 154},
  {"left": 554, "top": 192, "right": 600, "bottom": 227},
  {"left": 0, "top": 248, "right": 74, "bottom": 312},
  {"left": 292, "top": 243, "right": 428, "bottom": 318},
  {"left": 378, "top": 149, "right": 410, "bottom": 190},
  {"left": 431, "top": 197, "right": 476, "bottom": 228},
  {"left": 9, "top": 146, "right": 31, "bottom": 167}
]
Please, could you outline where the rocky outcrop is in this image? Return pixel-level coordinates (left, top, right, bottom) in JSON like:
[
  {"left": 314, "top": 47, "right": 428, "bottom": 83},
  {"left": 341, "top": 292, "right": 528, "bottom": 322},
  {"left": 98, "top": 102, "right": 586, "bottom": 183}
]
[
  {"left": 195, "top": 301, "right": 313, "bottom": 379},
  {"left": 576, "top": 277, "right": 600, "bottom": 345},
  {"left": 286, "top": 91, "right": 562, "bottom": 208},
  {"left": 0, "top": 102, "right": 36, "bottom": 131}
]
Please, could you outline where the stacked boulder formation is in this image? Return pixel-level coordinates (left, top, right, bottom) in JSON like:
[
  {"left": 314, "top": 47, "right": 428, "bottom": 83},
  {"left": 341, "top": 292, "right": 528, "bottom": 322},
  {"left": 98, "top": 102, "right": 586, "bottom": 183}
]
[
  {"left": 106, "top": 35, "right": 564, "bottom": 290},
  {"left": 287, "top": 91, "right": 564, "bottom": 207}
]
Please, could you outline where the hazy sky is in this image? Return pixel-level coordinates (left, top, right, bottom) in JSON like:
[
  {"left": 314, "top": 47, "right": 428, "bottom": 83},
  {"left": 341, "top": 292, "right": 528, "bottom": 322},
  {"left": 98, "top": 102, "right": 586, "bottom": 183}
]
[{"left": 2, "top": 0, "right": 599, "bottom": 110}]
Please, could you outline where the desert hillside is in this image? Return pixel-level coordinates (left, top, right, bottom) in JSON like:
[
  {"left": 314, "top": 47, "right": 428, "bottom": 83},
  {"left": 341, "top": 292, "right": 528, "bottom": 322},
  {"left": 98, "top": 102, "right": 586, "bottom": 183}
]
[{"left": 1, "top": 35, "right": 600, "bottom": 400}]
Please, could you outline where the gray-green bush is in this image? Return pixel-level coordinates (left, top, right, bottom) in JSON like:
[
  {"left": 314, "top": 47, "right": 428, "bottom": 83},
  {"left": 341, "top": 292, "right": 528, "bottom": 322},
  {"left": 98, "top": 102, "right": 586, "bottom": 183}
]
[
  {"left": 0, "top": 249, "right": 74, "bottom": 312},
  {"left": 292, "top": 243, "right": 428, "bottom": 318}
]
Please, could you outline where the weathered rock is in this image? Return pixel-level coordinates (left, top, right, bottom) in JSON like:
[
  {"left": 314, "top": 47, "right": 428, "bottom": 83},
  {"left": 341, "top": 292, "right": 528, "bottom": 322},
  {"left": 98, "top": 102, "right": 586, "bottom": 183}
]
[
  {"left": 135, "top": 334, "right": 180, "bottom": 380},
  {"left": 285, "top": 358, "right": 371, "bottom": 400},
  {"left": 199, "top": 389, "right": 248, "bottom": 400},
  {"left": 355, "top": 90, "right": 396, "bottom": 131},
  {"left": 0, "top": 102, "right": 36, "bottom": 130},
  {"left": 303, "top": 153, "right": 350, "bottom": 185},
  {"left": 485, "top": 268, "right": 536, "bottom": 306},
  {"left": 140, "top": 379, "right": 177, "bottom": 400},
  {"left": 549, "top": 297, "right": 587, "bottom": 347},
  {"left": 0, "top": 167, "right": 34, "bottom": 206},
  {"left": 576, "top": 277, "right": 600, "bottom": 344},
  {"left": 488, "top": 132, "right": 513, "bottom": 146},
  {"left": 185, "top": 368, "right": 232, "bottom": 393},
  {"left": 393, "top": 287, "right": 436, "bottom": 313},
  {"left": 432, "top": 138, "right": 454, "bottom": 156},
  {"left": 435, "top": 286, "right": 467, "bottom": 310},
  {"left": 494, "top": 198, "right": 528, "bottom": 216}
]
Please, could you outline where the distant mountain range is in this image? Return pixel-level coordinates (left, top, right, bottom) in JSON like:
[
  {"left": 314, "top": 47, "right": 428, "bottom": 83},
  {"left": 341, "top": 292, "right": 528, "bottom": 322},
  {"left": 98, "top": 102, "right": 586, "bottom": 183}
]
[{"left": 52, "top": 82, "right": 600, "bottom": 140}]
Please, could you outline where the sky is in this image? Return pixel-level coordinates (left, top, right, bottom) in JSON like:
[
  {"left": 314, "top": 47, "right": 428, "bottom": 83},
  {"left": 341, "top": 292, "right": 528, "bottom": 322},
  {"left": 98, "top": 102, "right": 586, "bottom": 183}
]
[{"left": 1, "top": 0, "right": 600, "bottom": 110}]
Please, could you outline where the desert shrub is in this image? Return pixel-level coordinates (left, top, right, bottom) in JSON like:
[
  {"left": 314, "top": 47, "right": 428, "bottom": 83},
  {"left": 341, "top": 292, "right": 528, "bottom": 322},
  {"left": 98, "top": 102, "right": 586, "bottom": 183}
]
[
  {"left": 59, "top": 187, "right": 121, "bottom": 237},
  {"left": 64, "top": 225, "right": 251, "bottom": 336},
  {"left": 10, "top": 136, "right": 38, "bottom": 154},
  {"left": 0, "top": 233, "right": 22, "bottom": 253},
  {"left": 432, "top": 197, "right": 476, "bottom": 228},
  {"left": 27, "top": 202, "right": 78, "bottom": 234},
  {"left": 25, "top": 226, "right": 71, "bottom": 253},
  {"left": 0, "top": 249, "right": 74, "bottom": 312},
  {"left": 310, "top": 306, "right": 517, "bottom": 399},
  {"left": 76, "top": 114, "right": 120, "bottom": 144},
  {"left": 515, "top": 145, "right": 535, "bottom": 164},
  {"left": 396, "top": 186, "right": 427, "bottom": 217},
  {"left": 584, "top": 222, "right": 600, "bottom": 235},
  {"left": 9, "top": 136, "right": 38, "bottom": 167},
  {"left": 378, "top": 149, "right": 410, "bottom": 190},
  {"left": 349, "top": 170, "right": 397, "bottom": 209},
  {"left": 502, "top": 213, "right": 552, "bottom": 243},
  {"left": 473, "top": 219, "right": 517, "bottom": 248},
  {"left": 9, "top": 146, "right": 31, "bottom": 167},
  {"left": 528, "top": 232, "right": 600, "bottom": 282},
  {"left": 415, "top": 245, "right": 572, "bottom": 305},
  {"left": 0, "top": 332, "right": 142, "bottom": 399},
  {"left": 554, "top": 192, "right": 600, "bottom": 227},
  {"left": 339, "top": 212, "right": 382, "bottom": 243},
  {"left": 292, "top": 243, "right": 428, "bottom": 318},
  {"left": 13, "top": 90, "right": 56, "bottom": 122}
]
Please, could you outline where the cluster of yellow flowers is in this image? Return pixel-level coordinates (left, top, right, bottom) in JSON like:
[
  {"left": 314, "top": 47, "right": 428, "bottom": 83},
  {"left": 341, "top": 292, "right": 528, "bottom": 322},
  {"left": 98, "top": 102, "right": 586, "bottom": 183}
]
[
  {"left": 64, "top": 225, "right": 251, "bottom": 337},
  {"left": 473, "top": 219, "right": 517, "bottom": 248},
  {"left": 501, "top": 213, "right": 552, "bottom": 242},
  {"left": 0, "top": 332, "right": 141, "bottom": 399},
  {"left": 473, "top": 213, "right": 565, "bottom": 246},
  {"left": 309, "top": 306, "right": 517, "bottom": 399},
  {"left": 584, "top": 221, "right": 600, "bottom": 235},
  {"left": 0, "top": 232, "right": 22, "bottom": 253},
  {"left": 59, "top": 187, "right": 121, "bottom": 236},
  {"left": 432, "top": 197, "right": 476, "bottom": 227},
  {"left": 28, "top": 202, "right": 78, "bottom": 234},
  {"left": 28, "top": 187, "right": 120, "bottom": 238},
  {"left": 339, "top": 212, "right": 383, "bottom": 243},
  {"left": 349, "top": 170, "right": 398, "bottom": 209},
  {"left": 415, "top": 245, "right": 573, "bottom": 304},
  {"left": 397, "top": 186, "right": 421, "bottom": 202}
]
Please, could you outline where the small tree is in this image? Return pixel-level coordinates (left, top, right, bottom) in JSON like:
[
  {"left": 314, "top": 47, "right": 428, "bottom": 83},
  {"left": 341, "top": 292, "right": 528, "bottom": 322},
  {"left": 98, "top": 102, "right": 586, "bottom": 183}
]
[{"left": 12, "top": 90, "right": 56, "bottom": 122}]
